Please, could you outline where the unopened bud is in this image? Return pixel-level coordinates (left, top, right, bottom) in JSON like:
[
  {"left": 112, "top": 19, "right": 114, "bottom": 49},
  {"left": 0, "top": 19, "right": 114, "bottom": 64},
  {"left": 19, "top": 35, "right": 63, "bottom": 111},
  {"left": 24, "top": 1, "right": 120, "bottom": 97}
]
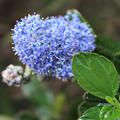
[{"left": 1, "top": 64, "right": 23, "bottom": 87}]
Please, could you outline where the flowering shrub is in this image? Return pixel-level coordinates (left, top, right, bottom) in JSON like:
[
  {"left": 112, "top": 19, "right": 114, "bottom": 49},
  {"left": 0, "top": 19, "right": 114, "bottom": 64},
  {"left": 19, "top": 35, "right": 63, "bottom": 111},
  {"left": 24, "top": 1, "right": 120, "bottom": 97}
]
[{"left": 1, "top": 9, "right": 120, "bottom": 120}]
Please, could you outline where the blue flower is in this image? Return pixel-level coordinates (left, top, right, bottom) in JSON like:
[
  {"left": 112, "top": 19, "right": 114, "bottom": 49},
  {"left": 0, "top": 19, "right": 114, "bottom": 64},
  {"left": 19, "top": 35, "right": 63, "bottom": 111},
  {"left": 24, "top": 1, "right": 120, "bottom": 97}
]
[{"left": 12, "top": 13, "right": 96, "bottom": 80}]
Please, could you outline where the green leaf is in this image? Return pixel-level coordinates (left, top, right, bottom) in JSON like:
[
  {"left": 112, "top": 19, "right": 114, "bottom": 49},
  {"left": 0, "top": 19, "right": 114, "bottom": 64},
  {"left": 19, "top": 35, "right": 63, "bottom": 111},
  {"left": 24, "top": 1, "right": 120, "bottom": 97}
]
[
  {"left": 78, "top": 106, "right": 101, "bottom": 120},
  {"left": 78, "top": 93, "right": 104, "bottom": 115},
  {"left": 78, "top": 101, "right": 100, "bottom": 116},
  {"left": 105, "top": 96, "right": 115, "bottom": 105},
  {"left": 96, "top": 36, "right": 120, "bottom": 56},
  {"left": 72, "top": 53, "right": 119, "bottom": 99},
  {"left": 100, "top": 105, "right": 120, "bottom": 120},
  {"left": 113, "top": 52, "right": 120, "bottom": 73}
]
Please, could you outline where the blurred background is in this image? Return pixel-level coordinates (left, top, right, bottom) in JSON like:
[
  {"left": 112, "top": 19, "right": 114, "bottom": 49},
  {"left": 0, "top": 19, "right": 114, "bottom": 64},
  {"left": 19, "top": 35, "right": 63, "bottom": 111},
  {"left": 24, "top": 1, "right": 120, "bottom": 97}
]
[{"left": 0, "top": 0, "right": 120, "bottom": 120}]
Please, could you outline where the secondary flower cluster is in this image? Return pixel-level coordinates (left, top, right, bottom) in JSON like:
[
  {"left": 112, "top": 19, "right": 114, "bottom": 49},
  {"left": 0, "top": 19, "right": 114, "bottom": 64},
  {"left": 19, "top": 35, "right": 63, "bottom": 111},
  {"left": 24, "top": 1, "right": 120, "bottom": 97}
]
[
  {"left": 12, "top": 12, "right": 95, "bottom": 80},
  {"left": 1, "top": 65, "right": 23, "bottom": 87}
]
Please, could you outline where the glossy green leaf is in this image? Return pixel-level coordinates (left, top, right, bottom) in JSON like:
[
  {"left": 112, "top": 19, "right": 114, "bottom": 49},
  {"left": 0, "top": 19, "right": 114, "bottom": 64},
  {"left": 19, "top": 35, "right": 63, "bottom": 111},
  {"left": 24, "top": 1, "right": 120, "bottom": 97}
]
[
  {"left": 72, "top": 53, "right": 119, "bottom": 99},
  {"left": 78, "top": 106, "right": 101, "bottom": 120},
  {"left": 100, "top": 105, "right": 120, "bottom": 120},
  {"left": 105, "top": 96, "right": 115, "bottom": 105},
  {"left": 96, "top": 36, "right": 120, "bottom": 56},
  {"left": 113, "top": 52, "right": 120, "bottom": 73}
]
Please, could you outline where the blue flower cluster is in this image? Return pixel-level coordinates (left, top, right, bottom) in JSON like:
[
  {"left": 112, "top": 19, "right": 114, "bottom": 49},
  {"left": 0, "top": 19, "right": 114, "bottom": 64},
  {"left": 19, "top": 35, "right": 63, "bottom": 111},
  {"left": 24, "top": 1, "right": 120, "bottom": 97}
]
[{"left": 12, "top": 13, "right": 95, "bottom": 80}]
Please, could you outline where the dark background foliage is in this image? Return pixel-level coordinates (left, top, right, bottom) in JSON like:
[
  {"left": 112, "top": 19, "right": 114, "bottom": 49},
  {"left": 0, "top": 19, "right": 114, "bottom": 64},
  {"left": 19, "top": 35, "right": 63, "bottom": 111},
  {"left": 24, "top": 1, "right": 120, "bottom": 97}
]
[{"left": 0, "top": 0, "right": 120, "bottom": 120}]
